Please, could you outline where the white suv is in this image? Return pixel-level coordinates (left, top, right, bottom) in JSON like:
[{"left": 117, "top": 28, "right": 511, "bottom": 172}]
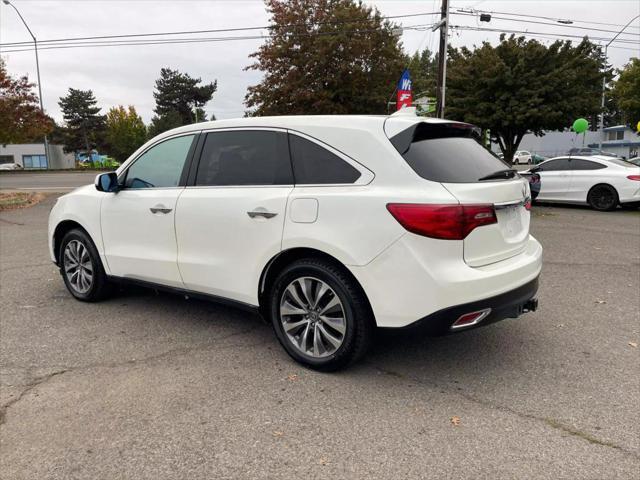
[{"left": 49, "top": 111, "right": 542, "bottom": 370}]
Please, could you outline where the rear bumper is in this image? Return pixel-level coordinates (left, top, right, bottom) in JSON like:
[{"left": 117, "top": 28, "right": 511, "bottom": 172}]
[
  {"left": 349, "top": 233, "right": 542, "bottom": 328},
  {"left": 399, "top": 276, "right": 539, "bottom": 335}
]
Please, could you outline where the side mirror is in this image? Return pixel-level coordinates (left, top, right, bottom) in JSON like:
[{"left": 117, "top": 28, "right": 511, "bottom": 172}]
[{"left": 95, "top": 172, "right": 120, "bottom": 192}]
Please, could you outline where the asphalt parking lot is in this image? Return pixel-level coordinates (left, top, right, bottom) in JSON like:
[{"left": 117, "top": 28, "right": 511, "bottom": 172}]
[{"left": 1, "top": 196, "right": 638, "bottom": 479}]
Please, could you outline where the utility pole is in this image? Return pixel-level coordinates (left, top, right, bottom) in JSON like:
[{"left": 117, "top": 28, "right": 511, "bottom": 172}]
[
  {"left": 435, "top": 0, "right": 450, "bottom": 119},
  {"left": 3, "top": 0, "right": 50, "bottom": 168},
  {"left": 599, "top": 14, "right": 639, "bottom": 149}
]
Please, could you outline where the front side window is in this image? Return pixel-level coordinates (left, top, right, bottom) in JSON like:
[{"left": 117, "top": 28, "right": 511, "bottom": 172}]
[
  {"left": 124, "top": 135, "right": 195, "bottom": 189},
  {"left": 195, "top": 130, "right": 292, "bottom": 186},
  {"left": 538, "top": 158, "right": 571, "bottom": 172},
  {"left": 289, "top": 134, "right": 361, "bottom": 184}
]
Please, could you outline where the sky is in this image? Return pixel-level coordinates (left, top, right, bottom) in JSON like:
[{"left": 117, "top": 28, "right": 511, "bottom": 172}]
[{"left": 1, "top": 0, "right": 638, "bottom": 124}]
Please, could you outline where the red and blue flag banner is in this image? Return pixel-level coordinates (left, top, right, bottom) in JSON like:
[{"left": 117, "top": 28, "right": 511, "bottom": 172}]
[{"left": 396, "top": 69, "right": 412, "bottom": 110}]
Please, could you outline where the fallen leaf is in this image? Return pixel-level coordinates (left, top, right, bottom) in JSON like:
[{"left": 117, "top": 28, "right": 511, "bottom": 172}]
[
  {"left": 318, "top": 457, "right": 329, "bottom": 465},
  {"left": 272, "top": 431, "right": 284, "bottom": 437},
  {"left": 450, "top": 416, "right": 461, "bottom": 426},
  {"left": 629, "top": 342, "right": 638, "bottom": 348},
  {"left": 595, "top": 300, "right": 606, "bottom": 304},
  {"left": 287, "top": 374, "right": 298, "bottom": 382}
]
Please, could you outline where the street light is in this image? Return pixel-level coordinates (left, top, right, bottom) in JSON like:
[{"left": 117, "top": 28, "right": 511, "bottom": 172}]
[
  {"left": 599, "top": 14, "right": 640, "bottom": 149},
  {"left": 3, "top": 0, "right": 50, "bottom": 168}
]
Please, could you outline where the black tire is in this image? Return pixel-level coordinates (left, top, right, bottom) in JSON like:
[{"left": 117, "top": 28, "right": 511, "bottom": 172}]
[
  {"left": 267, "top": 258, "right": 373, "bottom": 371},
  {"left": 59, "top": 228, "right": 112, "bottom": 302},
  {"left": 587, "top": 184, "right": 619, "bottom": 211}
]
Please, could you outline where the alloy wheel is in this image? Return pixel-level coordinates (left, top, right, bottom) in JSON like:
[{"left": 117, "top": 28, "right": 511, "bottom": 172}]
[
  {"left": 590, "top": 186, "right": 615, "bottom": 210},
  {"left": 63, "top": 240, "right": 93, "bottom": 294},
  {"left": 279, "top": 276, "right": 346, "bottom": 358}
]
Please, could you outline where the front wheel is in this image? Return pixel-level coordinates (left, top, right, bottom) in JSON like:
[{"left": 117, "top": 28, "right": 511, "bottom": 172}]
[
  {"left": 59, "top": 229, "right": 112, "bottom": 301},
  {"left": 587, "top": 185, "right": 619, "bottom": 211},
  {"left": 268, "top": 258, "right": 373, "bottom": 371}
]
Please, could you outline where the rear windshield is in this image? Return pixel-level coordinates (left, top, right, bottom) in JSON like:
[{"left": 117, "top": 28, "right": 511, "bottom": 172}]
[{"left": 390, "top": 123, "right": 511, "bottom": 183}]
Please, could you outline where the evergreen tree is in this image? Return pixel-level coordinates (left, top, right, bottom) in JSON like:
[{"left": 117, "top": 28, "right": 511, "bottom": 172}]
[{"left": 58, "top": 88, "right": 106, "bottom": 154}]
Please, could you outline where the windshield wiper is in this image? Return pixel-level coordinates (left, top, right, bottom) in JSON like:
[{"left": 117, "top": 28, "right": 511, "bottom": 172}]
[{"left": 478, "top": 169, "right": 517, "bottom": 181}]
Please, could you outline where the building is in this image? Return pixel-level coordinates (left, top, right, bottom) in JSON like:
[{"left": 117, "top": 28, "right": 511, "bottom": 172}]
[
  {"left": 492, "top": 125, "right": 638, "bottom": 159},
  {"left": 0, "top": 144, "right": 75, "bottom": 169},
  {"left": 591, "top": 125, "right": 639, "bottom": 159}
]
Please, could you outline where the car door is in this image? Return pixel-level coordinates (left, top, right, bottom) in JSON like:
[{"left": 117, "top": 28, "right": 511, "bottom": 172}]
[
  {"left": 536, "top": 158, "right": 572, "bottom": 201},
  {"left": 175, "top": 128, "right": 293, "bottom": 305},
  {"left": 101, "top": 133, "right": 197, "bottom": 287},
  {"left": 565, "top": 159, "right": 607, "bottom": 202}
]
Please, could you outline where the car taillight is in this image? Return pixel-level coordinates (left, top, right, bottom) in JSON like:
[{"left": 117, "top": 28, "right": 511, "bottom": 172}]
[
  {"left": 386, "top": 203, "right": 497, "bottom": 240},
  {"left": 627, "top": 175, "right": 640, "bottom": 181},
  {"left": 524, "top": 199, "right": 532, "bottom": 211}
]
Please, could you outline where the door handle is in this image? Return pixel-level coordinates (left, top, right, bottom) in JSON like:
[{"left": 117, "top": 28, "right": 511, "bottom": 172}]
[
  {"left": 150, "top": 206, "right": 172, "bottom": 214},
  {"left": 247, "top": 210, "right": 278, "bottom": 219}
]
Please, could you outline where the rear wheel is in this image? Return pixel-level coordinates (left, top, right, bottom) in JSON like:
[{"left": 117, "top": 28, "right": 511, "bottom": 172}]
[
  {"left": 587, "top": 184, "right": 618, "bottom": 211},
  {"left": 60, "top": 229, "right": 112, "bottom": 301},
  {"left": 268, "top": 258, "right": 373, "bottom": 371}
]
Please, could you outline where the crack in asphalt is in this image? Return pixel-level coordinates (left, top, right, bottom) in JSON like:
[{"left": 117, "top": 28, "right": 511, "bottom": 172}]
[
  {"left": 0, "top": 369, "right": 68, "bottom": 426},
  {"left": 371, "top": 364, "right": 639, "bottom": 460},
  {"left": 0, "top": 324, "right": 267, "bottom": 427}
]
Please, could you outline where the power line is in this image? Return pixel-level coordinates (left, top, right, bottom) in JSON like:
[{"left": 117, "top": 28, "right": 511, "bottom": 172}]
[
  {"left": 459, "top": 8, "right": 640, "bottom": 31},
  {"left": 0, "top": 10, "right": 441, "bottom": 48},
  {"left": 453, "top": 10, "right": 640, "bottom": 37},
  {"left": 450, "top": 24, "right": 640, "bottom": 45},
  {"left": 0, "top": 23, "right": 438, "bottom": 54}
]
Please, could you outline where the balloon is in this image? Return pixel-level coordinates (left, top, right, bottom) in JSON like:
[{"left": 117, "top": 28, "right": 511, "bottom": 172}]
[
  {"left": 572, "top": 118, "right": 589, "bottom": 134},
  {"left": 637, "top": 120, "right": 640, "bottom": 133}
]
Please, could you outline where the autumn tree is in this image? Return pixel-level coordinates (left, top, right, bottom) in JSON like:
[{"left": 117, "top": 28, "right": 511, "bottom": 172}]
[
  {"left": 0, "top": 59, "right": 53, "bottom": 144},
  {"left": 245, "top": 0, "right": 405, "bottom": 115},
  {"left": 58, "top": 88, "right": 106, "bottom": 154},
  {"left": 446, "top": 35, "right": 607, "bottom": 162},
  {"left": 610, "top": 58, "right": 640, "bottom": 128},
  {"left": 105, "top": 106, "right": 147, "bottom": 162},
  {"left": 148, "top": 68, "right": 217, "bottom": 136}
]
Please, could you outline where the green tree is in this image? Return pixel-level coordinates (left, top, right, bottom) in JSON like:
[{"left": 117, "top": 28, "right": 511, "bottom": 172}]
[
  {"left": 58, "top": 88, "right": 106, "bottom": 154},
  {"left": 149, "top": 67, "right": 217, "bottom": 136},
  {"left": 610, "top": 58, "right": 640, "bottom": 128},
  {"left": 0, "top": 59, "right": 53, "bottom": 144},
  {"left": 105, "top": 106, "right": 147, "bottom": 162},
  {"left": 245, "top": 0, "right": 405, "bottom": 115},
  {"left": 406, "top": 48, "right": 437, "bottom": 99},
  {"left": 446, "top": 35, "right": 607, "bottom": 162},
  {"left": 148, "top": 110, "right": 184, "bottom": 139}
]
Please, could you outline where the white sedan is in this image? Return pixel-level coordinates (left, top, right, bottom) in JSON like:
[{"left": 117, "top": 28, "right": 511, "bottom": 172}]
[
  {"left": 528, "top": 155, "right": 640, "bottom": 210},
  {"left": 513, "top": 150, "right": 532, "bottom": 165}
]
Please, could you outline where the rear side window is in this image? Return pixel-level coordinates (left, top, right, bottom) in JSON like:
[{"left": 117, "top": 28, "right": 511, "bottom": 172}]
[
  {"left": 390, "top": 123, "right": 510, "bottom": 183},
  {"left": 195, "top": 130, "right": 292, "bottom": 186},
  {"left": 289, "top": 134, "right": 361, "bottom": 184},
  {"left": 570, "top": 159, "right": 606, "bottom": 170}
]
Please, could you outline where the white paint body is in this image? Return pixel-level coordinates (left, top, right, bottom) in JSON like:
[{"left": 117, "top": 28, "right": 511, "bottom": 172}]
[
  {"left": 49, "top": 114, "right": 543, "bottom": 328},
  {"left": 514, "top": 151, "right": 532, "bottom": 165},
  {"left": 531, "top": 156, "right": 640, "bottom": 205}
]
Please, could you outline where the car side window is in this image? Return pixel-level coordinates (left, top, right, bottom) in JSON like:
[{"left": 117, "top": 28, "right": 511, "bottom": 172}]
[
  {"left": 538, "top": 158, "right": 570, "bottom": 172},
  {"left": 570, "top": 159, "right": 606, "bottom": 170},
  {"left": 289, "top": 134, "right": 361, "bottom": 184},
  {"left": 195, "top": 130, "right": 293, "bottom": 186},
  {"left": 124, "top": 135, "right": 195, "bottom": 189}
]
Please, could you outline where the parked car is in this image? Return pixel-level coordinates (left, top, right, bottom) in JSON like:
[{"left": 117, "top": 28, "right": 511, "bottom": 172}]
[
  {"left": 513, "top": 150, "right": 532, "bottom": 165},
  {"left": 526, "top": 156, "right": 640, "bottom": 210},
  {"left": 531, "top": 153, "right": 546, "bottom": 165},
  {"left": 568, "top": 147, "right": 618, "bottom": 158},
  {"left": 49, "top": 112, "right": 542, "bottom": 371},
  {"left": 0, "top": 163, "right": 23, "bottom": 170}
]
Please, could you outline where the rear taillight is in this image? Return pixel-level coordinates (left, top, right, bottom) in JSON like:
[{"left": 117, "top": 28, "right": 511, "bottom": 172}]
[
  {"left": 386, "top": 203, "right": 497, "bottom": 240},
  {"left": 627, "top": 175, "right": 640, "bottom": 181}
]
